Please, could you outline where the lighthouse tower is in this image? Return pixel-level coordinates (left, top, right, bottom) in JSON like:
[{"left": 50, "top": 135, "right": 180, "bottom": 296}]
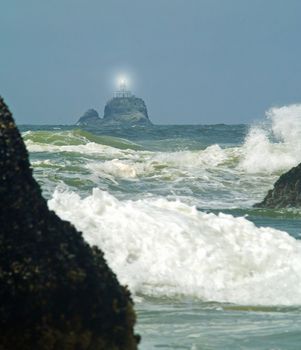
[{"left": 114, "top": 79, "right": 132, "bottom": 98}]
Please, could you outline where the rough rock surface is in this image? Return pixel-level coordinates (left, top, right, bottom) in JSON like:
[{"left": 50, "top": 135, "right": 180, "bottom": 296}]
[
  {"left": 254, "top": 163, "right": 301, "bottom": 208},
  {"left": 0, "top": 97, "right": 139, "bottom": 350},
  {"left": 77, "top": 96, "right": 151, "bottom": 127},
  {"left": 76, "top": 109, "right": 101, "bottom": 126},
  {"left": 103, "top": 96, "right": 150, "bottom": 125}
]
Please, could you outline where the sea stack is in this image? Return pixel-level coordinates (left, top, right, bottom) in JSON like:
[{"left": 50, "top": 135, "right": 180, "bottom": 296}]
[
  {"left": 254, "top": 163, "right": 301, "bottom": 208},
  {"left": 77, "top": 81, "right": 151, "bottom": 126},
  {"left": 76, "top": 108, "right": 101, "bottom": 125},
  {"left": 0, "top": 97, "right": 139, "bottom": 349}
]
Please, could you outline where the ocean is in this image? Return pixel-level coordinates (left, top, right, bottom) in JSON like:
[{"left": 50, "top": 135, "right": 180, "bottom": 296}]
[{"left": 21, "top": 104, "right": 301, "bottom": 349}]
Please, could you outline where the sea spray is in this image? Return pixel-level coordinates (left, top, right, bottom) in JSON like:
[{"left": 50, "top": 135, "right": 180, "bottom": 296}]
[
  {"left": 49, "top": 188, "right": 301, "bottom": 306},
  {"left": 267, "top": 104, "right": 301, "bottom": 143},
  {"left": 240, "top": 104, "right": 301, "bottom": 174}
]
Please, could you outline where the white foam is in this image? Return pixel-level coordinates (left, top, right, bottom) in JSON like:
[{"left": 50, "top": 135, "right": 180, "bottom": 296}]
[
  {"left": 150, "top": 145, "right": 229, "bottom": 168},
  {"left": 31, "top": 159, "right": 54, "bottom": 166},
  {"left": 85, "top": 145, "right": 235, "bottom": 181},
  {"left": 86, "top": 159, "right": 150, "bottom": 179},
  {"left": 240, "top": 104, "right": 301, "bottom": 174},
  {"left": 49, "top": 188, "right": 301, "bottom": 306}
]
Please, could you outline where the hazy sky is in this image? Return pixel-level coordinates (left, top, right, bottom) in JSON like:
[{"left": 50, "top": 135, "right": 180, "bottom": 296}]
[{"left": 1, "top": 0, "right": 301, "bottom": 124}]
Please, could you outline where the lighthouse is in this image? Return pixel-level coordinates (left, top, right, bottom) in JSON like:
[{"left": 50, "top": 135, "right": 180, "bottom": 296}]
[
  {"left": 114, "top": 78, "right": 132, "bottom": 98},
  {"left": 76, "top": 76, "right": 151, "bottom": 125}
]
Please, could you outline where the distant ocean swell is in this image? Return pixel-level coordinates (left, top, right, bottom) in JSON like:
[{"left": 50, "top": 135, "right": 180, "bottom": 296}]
[{"left": 25, "top": 104, "right": 301, "bottom": 176}]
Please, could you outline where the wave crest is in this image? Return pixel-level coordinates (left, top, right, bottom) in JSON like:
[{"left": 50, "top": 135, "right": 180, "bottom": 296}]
[
  {"left": 49, "top": 188, "right": 301, "bottom": 305},
  {"left": 23, "top": 129, "right": 141, "bottom": 150}
]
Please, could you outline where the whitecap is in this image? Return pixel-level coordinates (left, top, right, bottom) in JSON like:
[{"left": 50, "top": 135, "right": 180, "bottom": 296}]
[{"left": 49, "top": 188, "right": 301, "bottom": 306}]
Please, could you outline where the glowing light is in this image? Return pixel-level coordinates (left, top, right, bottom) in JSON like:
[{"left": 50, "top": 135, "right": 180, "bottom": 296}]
[{"left": 117, "top": 75, "right": 129, "bottom": 89}]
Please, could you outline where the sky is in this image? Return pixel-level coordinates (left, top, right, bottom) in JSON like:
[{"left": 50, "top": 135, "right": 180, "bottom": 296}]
[{"left": 1, "top": 0, "right": 301, "bottom": 125}]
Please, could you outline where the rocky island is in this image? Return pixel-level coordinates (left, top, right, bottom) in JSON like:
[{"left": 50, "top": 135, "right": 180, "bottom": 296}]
[
  {"left": 77, "top": 108, "right": 100, "bottom": 125},
  {"left": 77, "top": 81, "right": 151, "bottom": 126},
  {"left": 0, "top": 97, "right": 139, "bottom": 349},
  {"left": 254, "top": 163, "right": 301, "bottom": 208}
]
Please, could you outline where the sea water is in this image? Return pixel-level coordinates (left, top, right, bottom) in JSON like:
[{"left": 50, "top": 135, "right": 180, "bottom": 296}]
[{"left": 21, "top": 104, "right": 301, "bottom": 349}]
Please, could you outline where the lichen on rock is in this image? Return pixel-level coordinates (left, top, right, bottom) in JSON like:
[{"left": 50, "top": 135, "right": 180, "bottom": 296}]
[{"left": 0, "top": 97, "right": 139, "bottom": 350}]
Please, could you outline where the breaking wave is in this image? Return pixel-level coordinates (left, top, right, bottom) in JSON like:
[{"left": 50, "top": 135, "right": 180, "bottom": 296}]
[
  {"left": 49, "top": 188, "right": 301, "bottom": 306},
  {"left": 25, "top": 104, "right": 301, "bottom": 179},
  {"left": 24, "top": 129, "right": 141, "bottom": 152},
  {"left": 26, "top": 104, "right": 301, "bottom": 208},
  {"left": 240, "top": 104, "right": 301, "bottom": 174}
]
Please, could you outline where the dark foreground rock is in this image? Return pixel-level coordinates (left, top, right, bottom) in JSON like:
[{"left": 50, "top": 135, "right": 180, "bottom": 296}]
[
  {"left": 0, "top": 97, "right": 139, "bottom": 349},
  {"left": 254, "top": 163, "right": 301, "bottom": 208}
]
